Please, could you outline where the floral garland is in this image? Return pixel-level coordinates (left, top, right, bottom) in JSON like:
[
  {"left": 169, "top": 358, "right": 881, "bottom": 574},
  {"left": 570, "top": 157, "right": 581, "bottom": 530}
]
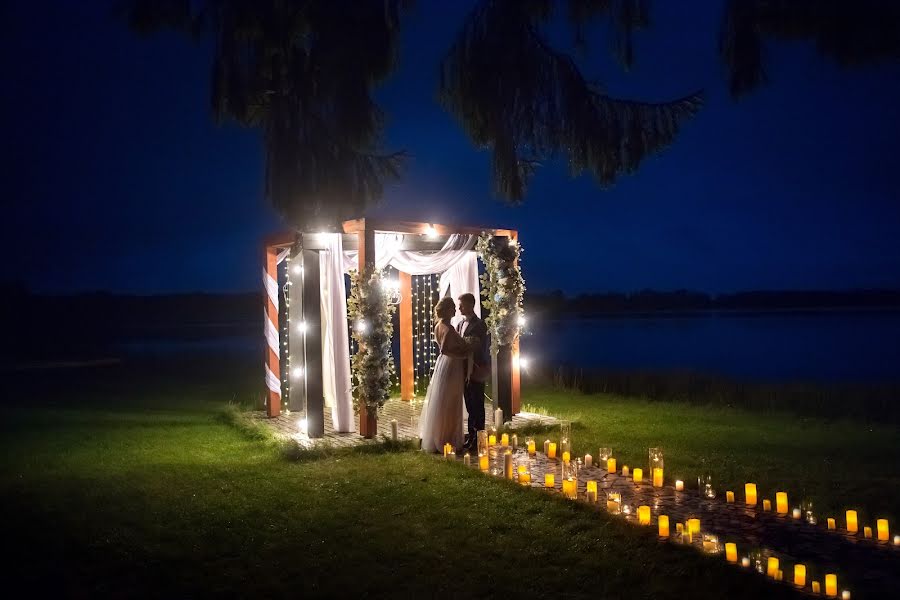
[
  {"left": 476, "top": 234, "right": 525, "bottom": 354},
  {"left": 347, "top": 268, "right": 396, "bottom": 414}
]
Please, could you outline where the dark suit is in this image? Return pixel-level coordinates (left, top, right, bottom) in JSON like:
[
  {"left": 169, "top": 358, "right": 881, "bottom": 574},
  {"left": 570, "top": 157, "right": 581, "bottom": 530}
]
[{"left": 457, "top": 316, "right": 489, "bottom": 446}]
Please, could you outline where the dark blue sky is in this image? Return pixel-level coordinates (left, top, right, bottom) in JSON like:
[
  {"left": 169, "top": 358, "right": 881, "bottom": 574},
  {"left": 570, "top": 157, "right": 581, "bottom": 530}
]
[{"left": 3, "top": 1, "right": 900, "bottom": 294}]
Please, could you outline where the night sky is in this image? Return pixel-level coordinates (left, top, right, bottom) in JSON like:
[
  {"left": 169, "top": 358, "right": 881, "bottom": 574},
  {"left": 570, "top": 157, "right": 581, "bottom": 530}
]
[{"left": 4, "top": 1, "right": 900, "bottom": 295}]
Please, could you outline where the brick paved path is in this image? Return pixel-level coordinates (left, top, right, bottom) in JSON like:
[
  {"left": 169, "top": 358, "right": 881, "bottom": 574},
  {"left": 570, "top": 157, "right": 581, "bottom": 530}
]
[
  {"left": 252, "top": 398, "right": 559, "bottom": 448},
  {"left": 467, "top": 445, "right": 899, "bottom": 599}
]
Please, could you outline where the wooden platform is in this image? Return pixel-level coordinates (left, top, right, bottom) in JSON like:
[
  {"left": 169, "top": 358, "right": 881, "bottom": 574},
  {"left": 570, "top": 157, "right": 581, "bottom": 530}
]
[{"left": 251, "top": 398, "right": 559, "bottom": 448}]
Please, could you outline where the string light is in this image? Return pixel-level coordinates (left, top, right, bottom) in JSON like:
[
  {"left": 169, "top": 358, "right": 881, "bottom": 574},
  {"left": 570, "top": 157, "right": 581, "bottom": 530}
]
[
  {"left": 292, "top": 367, "right": 304, "bottom": 379},
  {"left": 424, "top": 224, "right": 438, "bottom": 238}
]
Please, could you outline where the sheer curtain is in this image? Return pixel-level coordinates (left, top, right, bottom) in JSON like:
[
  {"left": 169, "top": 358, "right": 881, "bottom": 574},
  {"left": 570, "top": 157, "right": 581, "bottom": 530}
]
[
  {"left": 316, "top": 232, "right": 480, "bottom": 432},
  {"left": 319, "top": 234, "right": 354, "bottom": 432}
]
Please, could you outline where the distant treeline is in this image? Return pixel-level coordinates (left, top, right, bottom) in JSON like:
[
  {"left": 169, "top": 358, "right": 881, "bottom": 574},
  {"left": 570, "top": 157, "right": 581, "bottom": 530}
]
[{"left": 528, "top": 288, "right": 900, "bottom": 316}]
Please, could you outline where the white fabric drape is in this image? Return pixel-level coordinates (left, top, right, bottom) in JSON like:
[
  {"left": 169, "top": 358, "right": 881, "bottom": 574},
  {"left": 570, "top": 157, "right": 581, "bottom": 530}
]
[
  {"left": 341, "top": 233, "right": 404, "bottom": 273},
  {"left": 319, "top": 234, "right": 354, "bottom": 432},
  {"left": 439, "top": 252, "right": 481, "bottom": 324}
]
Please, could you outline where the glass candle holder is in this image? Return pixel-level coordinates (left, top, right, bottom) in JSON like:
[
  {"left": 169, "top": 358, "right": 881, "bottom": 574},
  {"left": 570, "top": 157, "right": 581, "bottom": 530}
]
[
  {"left": 699, "top": 474, "right": 716, "bottom": 499},
  {"left": 561, "top": 460, "right": 578, "bottom": 499},
  {"left": 517, "top": 462, "right": 531, "bottom": 485},
  {"left": 477, "top": 430, "right": 488, "bottom": 456},
  {"left": 802, "top": 498, "right": 816, "bottom": 525},
  {"left": 559, "top": 420, "right": 571, "bottom": 455},
  {"left": 598, "top": 447, "right": 612, "bottom": 462},
  {"left": 606, "top": 491, "right": 622, "bottom": 515},
  {"left": 649, "top": 447, "right": 664, "bottom": 488},
  {"left": 702, "top": 533, "right": 720, "bottom": 554}
]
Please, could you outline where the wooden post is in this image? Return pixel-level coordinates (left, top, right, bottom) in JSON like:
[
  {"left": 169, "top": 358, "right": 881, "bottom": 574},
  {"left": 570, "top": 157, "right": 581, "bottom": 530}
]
[
  {"left": 302, "top": 249, "right": 325, "bottom": 438},
  {"left": 264, "top": 247, "right": 281, "bottom": 417},
  {"left": 399, "top": 271, "right": 413, "bottom": 400},
  {"left": 358, "top": 224, "right": 378, "bottom": 438},
  {"left": 495, "top": 344, "right": 513, "bottom": 422}
]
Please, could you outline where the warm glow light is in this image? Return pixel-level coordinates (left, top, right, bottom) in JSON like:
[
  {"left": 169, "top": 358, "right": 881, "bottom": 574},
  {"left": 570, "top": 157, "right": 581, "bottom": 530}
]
[
  {"left": 424, "top": 224, "right": 438, "bottom": 238},
  {"left": 825, "top": 574, "right": 837, "bottom": 597},
  {"left": 794, "top": 564, "right": 807, "bottom": 587},
  {"left": 514, "top": 355, "right": 529, "bottom": 370},
  {"left": 296, "top": 320, "right": 308, "bottom": 334},
  {"left": 518, "top": 315, "right": 527, "bottom": 327},
  {"left": 638, "top": 505, "right": 651, "bottom": 525},
  {"left": 291, "top": 367, "right": 304, "bottom": 379},
  {"left": 356, "top": 320, "right": 369, "bottom": 334},
  {"left": 298, "top": 418, "right": 308, "bottom": 433},
  {"left": 291, "top": 264, "right": 302, "bottom": 275},
  {"left": 725, "top": 543, "right": 737, "bottom": 563},
  {"left": 846, "top": 510, "right": 858, "bottom": 533}
]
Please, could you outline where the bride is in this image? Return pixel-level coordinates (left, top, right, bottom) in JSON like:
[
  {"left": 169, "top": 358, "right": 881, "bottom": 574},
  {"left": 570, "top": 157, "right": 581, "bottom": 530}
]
[{"left": 418, "top": 297, "right": 469, "bottom": 453}]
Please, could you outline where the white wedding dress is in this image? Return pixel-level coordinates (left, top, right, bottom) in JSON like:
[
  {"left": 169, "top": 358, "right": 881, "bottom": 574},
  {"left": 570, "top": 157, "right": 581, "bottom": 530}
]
[{"left": 418, "top": 321, "right": 467, "bottom": 453}]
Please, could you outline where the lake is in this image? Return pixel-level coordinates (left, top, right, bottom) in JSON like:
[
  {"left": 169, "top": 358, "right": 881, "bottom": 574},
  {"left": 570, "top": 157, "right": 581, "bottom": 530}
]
[
  {"left": 521, "top": 311, "right": 900, "bottom": 384},
  {"left": 115, "top": 311, "right": 900, "bottom": 386}
]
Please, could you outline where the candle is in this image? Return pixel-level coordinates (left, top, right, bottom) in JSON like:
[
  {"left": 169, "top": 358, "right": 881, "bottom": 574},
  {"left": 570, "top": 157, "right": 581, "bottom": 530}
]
[
  {"left": 894, "top": 534, "right": 900, "bottom": 545},
  {"left": 562, "top": 478, "right": 577, "bottom": 499},
  {"left": 545, "top": 473, "right": 555, "bottom": 488},
  {"left": 812, "top": 581, "right": 821, "bottom": 594},
  {"left": 653, "top": 467, "right": 663, "bottom": 488},
  {"left": 500, "top": 433, "right": 509, "bottom": 447},
  {"left": 658, "top": 515, "right": 670, "bottom": 537},
  {"left": 876, "top": 519, "right": 889, "bottom": 541},
  {"left": 607, "top": 457, "right": 617, "bottom": 473},
  {"left": 443, "top": 443, "right": 452, "bottom": 457},
  {"left": 676, "top": 522, "right": 683, "bottom": 535},
  {"left": 633, "top": 468, "right": 643, "bottom": 483},
  {"left": 548, "top": 442, "right": 557, "bottom": 459},
  {"left": 687, "top": 518, "right": 700, "bottom": 535},
  {"left": 675, "top": 479, "right": 684, "bottom": 491},
  {"left": 479, "top": 453, "right": 489, "bottom": 471},
  {"left": 585, "top": 454, "right": 593, "bottom": 468},
  {"left": 745, "top": 483, "right": 757, "bottom": 505},
  {"left": 622, "top": 465, "right": 630, "bottom": 477},
  {"left": 463, "top": 453, "right": 471, "bottom": 466},
  {"left": 793, "top": 508, "right": 802, "bottom": 520},
  {"left": 725, "top": 542, "right": 737, "bottom": 562},
  {"left": 741, "top": 557, "right": 751, "bottom": 568},
  {"left": 607, "top": 492, "right": 621, "bottom": 514},
  {"left": 562, "top": 451, "right": 571, "bottom": 464},
  {"left": 767, "top": 557, "right": 779, "bottom": 578},
  {"left": 841, "top": 592, "right": 851, "bottom": 600},
  {"left": 763, "top": 499, "right": 772, "bottom": 512},
  {"left": 543, "top": 439, "right": 550, "bottom": 455},
  {"left": 527, "top": 440, "right": 536, "bottom": 456},
  {"left": 776, "top": 570, "right": 783, "bottom": 582},
  {"left": 488, "top": 434, "right": 497, "bottom": 447},
  {"left": 825, "top": 574, "right": 837, "bottom": 597},
  {"left": 863, "top": 526, "right": 872, "bottom": 539},
  {"left": 846, "top": 509, "right": 858, "bottom": 533},
  {"left": 683, "top": 527, "right": 692, "bottom": 544},
  {"left": 794, "top": 564, "right": 807, "bottom": 587},
  {"left": 827, "top": 517, "right": 836, "bottom": 530},
  {"left": 447, "top": 450, "right": 455, "bottom": 460},
  {"left": 517, "top": 464, "right": 530, "bottom": 484},
  {"left": 586, "top": 480, "right": 598, "bottom": 502},
  {"left": 726, "top": 491, "right": 735, "bottom": 503},
  {"left": 511, "top": 434, "right": 518, "bottom": 448},
  {"left": 494, "top": 407, "right": 503, "bottom": 426},
  {"left": 776, "top": 491, "right": 788, "bottom": 515},
  {"left": 390, "top": 418, "right": 398, "bottom": 441},
  {"left": 638, "top": 505, "right": 651, "bottom": 525}
]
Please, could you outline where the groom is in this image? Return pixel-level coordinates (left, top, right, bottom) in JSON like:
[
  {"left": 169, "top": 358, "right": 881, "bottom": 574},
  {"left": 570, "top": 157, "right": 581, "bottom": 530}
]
[{"left": 457, "top": 293, "right": 489, "bottom": 452}]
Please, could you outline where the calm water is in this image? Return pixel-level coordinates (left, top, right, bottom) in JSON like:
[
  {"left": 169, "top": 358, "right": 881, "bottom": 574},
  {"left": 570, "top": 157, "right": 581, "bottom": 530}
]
[
  {"left": 520, "top": 311, "right": 900, "bottom": 384},
  {"left": 118, "top": 311, "right": 900, "bottom": 385}
]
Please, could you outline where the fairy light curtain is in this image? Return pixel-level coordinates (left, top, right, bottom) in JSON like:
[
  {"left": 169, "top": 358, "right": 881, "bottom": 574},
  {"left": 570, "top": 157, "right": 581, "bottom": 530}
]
[{"left": 317, "top": 233, "right": 482, "bottom": 428}]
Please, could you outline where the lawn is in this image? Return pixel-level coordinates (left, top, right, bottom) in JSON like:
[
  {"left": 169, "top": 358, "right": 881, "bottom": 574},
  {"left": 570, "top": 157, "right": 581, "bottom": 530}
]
[
  {"left": 0, "top": 358, "right": 801, "bottom": 599},
  {"left": 521, "top": 386, "right": 900, "bottom": 525}
]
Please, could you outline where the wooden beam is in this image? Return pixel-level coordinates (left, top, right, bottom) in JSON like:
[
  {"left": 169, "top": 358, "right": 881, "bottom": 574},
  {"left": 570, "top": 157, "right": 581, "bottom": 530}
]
[
  {"left": 264, "top": 246, "right": 281, "bottom": 417},
  {"left": 358, "top": 224, "right": 377, "bottom": 438},
  {"left": 302, "top": 249, "right": 325, "bottom": 438},
  {"left": 341, "top": 218, "right": 514, "bottom": 237},
  {"left": 398, "top": 272, "right": 413, "bottom": 401}
]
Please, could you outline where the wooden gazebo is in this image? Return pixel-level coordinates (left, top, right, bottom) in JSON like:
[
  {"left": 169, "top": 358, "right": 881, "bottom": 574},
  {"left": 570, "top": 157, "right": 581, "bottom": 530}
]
[{"left": 263, "top": 218, "right": 521, "bottom": 438}]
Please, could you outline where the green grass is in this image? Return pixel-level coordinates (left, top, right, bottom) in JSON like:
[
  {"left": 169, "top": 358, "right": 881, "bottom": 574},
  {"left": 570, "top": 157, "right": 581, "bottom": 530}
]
[
  {"left": 522, "top": 386, "right": 900, "bottom": 525},
  {"left": 0, "top": 361, "right": 802, "bottom": 599}
]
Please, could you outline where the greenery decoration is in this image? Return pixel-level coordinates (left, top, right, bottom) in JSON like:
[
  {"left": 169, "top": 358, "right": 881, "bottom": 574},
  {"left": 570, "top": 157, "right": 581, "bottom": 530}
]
[
  {"left": 477, "top": 234, "right": 525, "bottom": 354},
  {"left": 347, "top": 268, "right": 396, "bottom": 414}
]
